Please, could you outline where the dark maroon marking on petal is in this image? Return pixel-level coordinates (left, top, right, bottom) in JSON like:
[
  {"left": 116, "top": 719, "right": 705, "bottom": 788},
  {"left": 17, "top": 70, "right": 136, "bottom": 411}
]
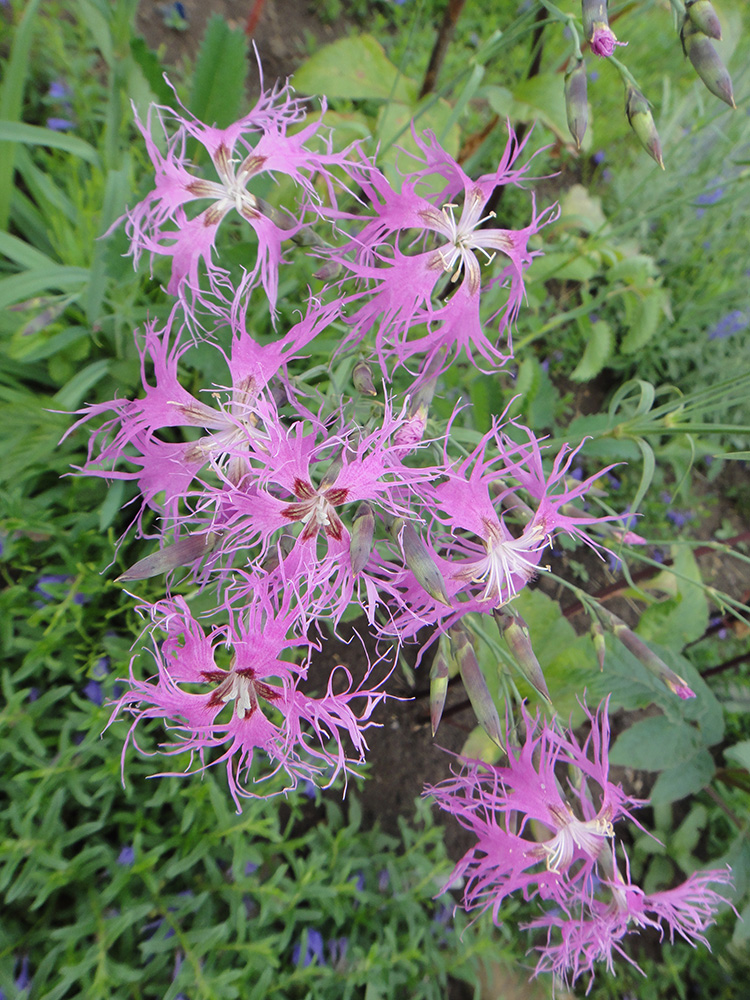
[
  {"left": 292, "top": 478, "right": 316, "bottom": 499},
  {"left": 323, "top": 487, "right": 350, "bottom": 506}
]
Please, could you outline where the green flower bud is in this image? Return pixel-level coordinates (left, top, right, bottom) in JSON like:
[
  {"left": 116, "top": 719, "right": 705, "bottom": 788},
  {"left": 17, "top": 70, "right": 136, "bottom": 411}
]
[
  {"left": 582, "top": 0, "right": 609, "bottom": 41},
  {"left": 116, "top": 530, "right": 222, "bottom": 582},
  {"left": 349, "top": 502, "right": 375, "bottom": 574},
  {"left": 565, "top": 58, "right": 588, "bottom": 150},
  {"left": 494, "top": 609, "right": 551, "bottom": 704},
  {"left": 352, "top": 359, "right": 377, "bottom": 396},
  {"left": 686, "top": 0, "right": 722, "bottom": 41},
  {"left": 429, "top": 638, "right": 452, "bottom": 737},
  {"left": 624, "top": 85, "right": 664, "bottom": 169},
  {"left": 681, "top": 18, "right": 735, "bottom": 108},
  {"left": 449, "top": 623, "right": 504, "bottom": 748},
  {"left": 596, "top": 606, "right": 696, "bottom": 699},
  {"left": 389, "top": 517, "right": 451, "bottom": 606}
]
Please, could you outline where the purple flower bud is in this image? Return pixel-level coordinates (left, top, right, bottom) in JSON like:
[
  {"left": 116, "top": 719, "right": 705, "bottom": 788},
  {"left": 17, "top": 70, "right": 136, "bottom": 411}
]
[
  {"left": 48, "top": 80, "right": 71, "bottom": 100},
  {"left": 46, "top": 117, "right": 76, "bottom": 131},
  {"left": 293, "top": 928, "right": 325, "bottom": 967},
  {"left": 83, "top": 680, "right": 104, "bottom": 706},
  {"left": 564, "top": 58, "right": 588, "bottom": 149},
  {"left": 708, "top": 310, "right": 748, "bottom": 340},
  {"left": 117, "top": 845, "right": 135, "bottom": 866}
]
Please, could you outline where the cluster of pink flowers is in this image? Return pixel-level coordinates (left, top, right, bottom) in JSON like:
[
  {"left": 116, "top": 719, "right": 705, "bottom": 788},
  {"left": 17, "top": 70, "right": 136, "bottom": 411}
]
[
  {"left": 71, "top": 65, "right": 729, "bottom": 985},
  {"left": 427, "top": 703, "right": 731, "bottom": 988}
]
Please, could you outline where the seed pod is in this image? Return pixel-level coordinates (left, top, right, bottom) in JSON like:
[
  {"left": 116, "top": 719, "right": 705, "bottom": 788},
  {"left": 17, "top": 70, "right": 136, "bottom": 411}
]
[
  {"left": 681, "top": 18, "right": 735, "bottom": 108},
  {"left": 625, "top": 85, "right": 664, "bottom": 169},
  {"left": 565, "top": 58, "right": 588, "bottom": 150},
  {"left": 349, "top": 502, "right": 375, "bottom": 574},
  {"left": 686, "top": 0, "right": 722, "bottom": 41},
  {"left": 494, "top": 609, "right": 552, "bottom": 703}
]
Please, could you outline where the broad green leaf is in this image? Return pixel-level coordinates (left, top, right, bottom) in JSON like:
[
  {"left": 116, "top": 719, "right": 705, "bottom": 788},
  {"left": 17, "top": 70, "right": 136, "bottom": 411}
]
[
  {"left": 650, "top": 748, "right": 715, "bottom": 804},
  {"left": 571, "top": 319, "right": 613, "bottom": 382},
  {"left": 376, "top": 97, "right": 460, "bottom": 188},
  {"left": 507, "top": 74, "right": 569, "bottom": 143},
  {"left": 620, "top": 286, "right": 669, "bottom": 354},
  {"left": 609, "top": 714, "right": 702, "bottom": 771},
  {"left": 293, "top": 35, "right": 417, "bottom": 103},
  {"left": 724, "top": 740, "right": 750, "bottom": 772},
  {"left": 637, "top": 545, "right": 709, "bottom": 646},
  {"left": 559, "top": 184, "right": 607, "bottom": 234}
]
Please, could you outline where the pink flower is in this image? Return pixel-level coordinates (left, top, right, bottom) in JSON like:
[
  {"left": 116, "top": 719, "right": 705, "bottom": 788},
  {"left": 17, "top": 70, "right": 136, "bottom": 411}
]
[
  {"left": 122, "top": 78, "right": 343, "bottom": 318},
  {"left": 67, "top": 304, "right": 333, "bottom": 546},
  {"left": 326, "top": 128, "right": 556, "bottom": 375},
  {"left": 590, "top": 23, "right": 627, "bottom": 58},
  {"left": 426, "top": 702, "right": 645, "bottom": 922},
  {"left": 109, "top": 591, "right": 387, "bottom": 809},
  {"left": 527, "top": 866, "right": 733, "bottom": 989}
]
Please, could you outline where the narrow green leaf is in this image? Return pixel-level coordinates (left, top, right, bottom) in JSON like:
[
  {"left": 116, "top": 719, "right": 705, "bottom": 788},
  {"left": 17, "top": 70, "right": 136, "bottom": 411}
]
[
  {"left": 0, "top": 267, "right": 88, "bottom": 311},
  {"left": 189, "top": 16, "right": 248, "bottom": 133},
  {"left": 0, "top": 120, "right": 100, "bottom": 165},
  {"left": 0, "top": 0, "right": 44, "bottom": 228}
]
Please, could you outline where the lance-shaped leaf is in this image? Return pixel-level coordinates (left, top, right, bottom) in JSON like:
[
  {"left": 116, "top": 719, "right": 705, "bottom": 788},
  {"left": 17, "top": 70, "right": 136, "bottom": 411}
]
[
  {"left": 449, "top": 622, "right": 504, "bottom": 747},
  {"left": 390, "top": 517, "right": 451, "bottom": 606},
  {"left": 494, "top": 609, "right": 552, "bottom": 704},
  {"left": 117, "top": 531, "right": 222, "bottom": 582},
  {"left": 596, "top": 605, "right": 696, "bottom": 699},
  {"left": 430, "top": 636, "right": 452, "bottom": 737},
  {"left": 350, "top": 502, "right": 375, "bottom": 574}
]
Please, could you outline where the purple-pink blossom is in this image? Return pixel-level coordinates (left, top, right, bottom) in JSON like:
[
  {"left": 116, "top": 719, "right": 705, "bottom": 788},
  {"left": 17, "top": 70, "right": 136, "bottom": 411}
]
[
  {"left": 109, "top": 591, "right": 387, "bottom": 809},
  {"left": 324, "top": 127, "right": 556, "bottom": 375},
  {"left": 590, "top": 24, "right": 627, "bottom": 58},
  {"left": 122, "top": 78, "right": 345, "bottom": 319},
  {"left": 426, "top": 702, "right": 645, "bottom": 922}
]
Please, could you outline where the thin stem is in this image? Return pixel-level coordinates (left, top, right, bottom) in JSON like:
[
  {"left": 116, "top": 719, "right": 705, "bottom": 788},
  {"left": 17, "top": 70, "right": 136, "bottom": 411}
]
[{"left": 419, "top": 0, "right": 467, "bottom": 100}]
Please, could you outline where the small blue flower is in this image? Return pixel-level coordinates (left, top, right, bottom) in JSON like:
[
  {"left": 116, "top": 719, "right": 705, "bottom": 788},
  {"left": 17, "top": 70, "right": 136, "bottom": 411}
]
[
  {"left": 83, "top": 679, "right": 104, "bottom": 706},
  {"left": 117, "top": 845, "right": 135, "bottom": 866},
  {"left": 48, "top": 80, "right": 71, "bottom": 100},
  {"left": 293, "top": 928, "right": 325, "bottom": 967},
  {"left": 708, "top": 310, "right": 748, "bottom": 341},
  {"left": 46, "top": 117, "right": 76, "bottom": 132}
]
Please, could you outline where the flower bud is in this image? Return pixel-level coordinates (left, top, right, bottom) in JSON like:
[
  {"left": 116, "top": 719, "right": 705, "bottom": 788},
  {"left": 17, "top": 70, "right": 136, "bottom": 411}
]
[
  {"left": 597, "top": 606, "right": 696, "bottom": 699},
  {"left": 681, "top": 18, "right": 735, "bottom": 108},
  {"left": 449, "top": 622, "right": 504, "bottom": 747},
  {"left": 494, "top": 609, "right": 552, "bottom": 704},
  {"left": 625, "top": 86, "right": 664, "bottom": 169},
  {"left": 582, "top": 0, "right": 626, "bottom": 57},
  {"left": 565, "top": 58, "right": 588, "bottom": 150},
  {"left": 352, "top": 359, "right": 377, "bottom": 396},
  {"left": 349, "top": 502, "right": 375, "bottom": 574},
  {"left": 685, "top": 0, "right": 722, "bottom": 41},
  {"left": 117, "top": 530, "right": 222, "bottom": 582},
  {"left": 591, "top": 621, "right": 606, "bottom": 671},
  {"left": 389, "top": 517, "right": 451, "bottom": 606},
  {"left": 429, "top": 638, "right": 452, "bottom": 737}
]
